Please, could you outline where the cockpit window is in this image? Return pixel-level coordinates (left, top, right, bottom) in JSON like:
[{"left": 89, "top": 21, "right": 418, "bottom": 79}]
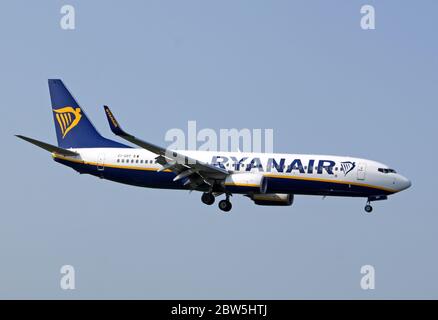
[{"left": 378, "top": 168, "right": 397, "bottom": 174}]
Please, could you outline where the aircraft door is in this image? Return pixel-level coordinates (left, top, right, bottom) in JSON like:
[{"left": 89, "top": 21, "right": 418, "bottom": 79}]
[
  {"left": 357, "top": 162, "right": 366, "bottom": 180},
  {"left": 97, "top": 153, "right": 105, "bottom": 171}
]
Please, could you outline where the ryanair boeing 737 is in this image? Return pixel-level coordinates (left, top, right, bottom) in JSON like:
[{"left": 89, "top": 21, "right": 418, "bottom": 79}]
[{"left": 17, "top": 80, "right": 411, "bottom": 212}]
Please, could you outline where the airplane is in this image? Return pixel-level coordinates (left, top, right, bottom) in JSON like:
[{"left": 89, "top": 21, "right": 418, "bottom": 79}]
[{"left": 16, "top": 79, "right": 411, "bottom": 213}]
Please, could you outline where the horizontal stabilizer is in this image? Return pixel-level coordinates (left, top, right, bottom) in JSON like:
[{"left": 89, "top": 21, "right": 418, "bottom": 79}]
[{"left": 16, "top": 135, "right": 79, "bottom": 157}]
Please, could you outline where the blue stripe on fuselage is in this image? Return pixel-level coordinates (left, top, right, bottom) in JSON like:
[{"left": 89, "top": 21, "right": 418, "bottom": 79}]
[
  {"left": 54, "top": 157, "right": 392, "bottom": 197},
  {"left": 264, "top": 176, "right": 393, "bottom": 197},
  {"left": 54, "top": 157, "right": 186, "bottom": 189}
]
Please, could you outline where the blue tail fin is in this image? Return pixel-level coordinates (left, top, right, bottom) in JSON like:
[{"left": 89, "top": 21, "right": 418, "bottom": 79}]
[{"left": 48, "top": 79, "right": 128, "bottom": 149}]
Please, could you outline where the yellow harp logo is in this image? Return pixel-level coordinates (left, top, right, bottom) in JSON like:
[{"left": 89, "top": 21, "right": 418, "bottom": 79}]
[{"left": 53, "top": 106, "right": 82, "bottom": 138}]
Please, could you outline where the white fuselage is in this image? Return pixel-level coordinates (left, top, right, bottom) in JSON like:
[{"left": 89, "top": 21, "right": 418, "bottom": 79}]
[{"left": 53, "top": 148, "right": 411, "bottom": 197}]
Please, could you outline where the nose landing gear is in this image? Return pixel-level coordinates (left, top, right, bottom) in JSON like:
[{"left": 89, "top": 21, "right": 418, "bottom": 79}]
[
  {"left": 364, "top": 195, "right": 388, "bottom": 213},
  {"left": 364, "top": 202, "right": 373, "bottom": 213}
]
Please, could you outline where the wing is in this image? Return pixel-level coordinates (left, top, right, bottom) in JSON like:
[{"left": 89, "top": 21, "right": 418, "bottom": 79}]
[
  {"left": 16, "top": 135, "right": 79, "bottom": 157},
  {"left": 103, "top": 106, "right": 229, "bottom": 189}
]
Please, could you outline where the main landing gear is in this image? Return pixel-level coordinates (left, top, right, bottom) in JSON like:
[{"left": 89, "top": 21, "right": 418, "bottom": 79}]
[
  {"left": 201, "top": 192, "right": 232, "bottom": 212},
  {"left": 218, "top": 197, "right": 232, "bottom": 212},
  {"left": 201, "top": 192, "right": 215, "bottom": 205}
]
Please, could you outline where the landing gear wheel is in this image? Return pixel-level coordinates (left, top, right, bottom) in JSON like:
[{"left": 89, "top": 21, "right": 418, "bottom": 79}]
[
  {"left": 364, "top": 204, "right": 373, "bottom": 213},
  {"left": 218, "top": 200, "right": 232, "bottom": 212},
  {"left": 201, "top": 193, "right": 215, "bottom": 205}
]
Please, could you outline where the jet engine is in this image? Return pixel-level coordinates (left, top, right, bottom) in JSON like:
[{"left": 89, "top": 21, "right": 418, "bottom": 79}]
[
  {"left": 223, "top": 173, "right": 267, "bottom": 194},
  {"left": 250, "top": 193, "right": 294, "bottom": 206}
]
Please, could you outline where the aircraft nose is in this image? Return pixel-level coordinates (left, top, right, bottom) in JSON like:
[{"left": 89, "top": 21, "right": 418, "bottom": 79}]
[{"left": 397, "top": 175, "right": 412, "bottom": 191}]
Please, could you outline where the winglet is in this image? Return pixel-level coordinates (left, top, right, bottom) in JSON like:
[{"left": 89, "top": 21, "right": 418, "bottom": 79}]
[{"left": 103, "top": 105, "right": 127, "bottom": 136}]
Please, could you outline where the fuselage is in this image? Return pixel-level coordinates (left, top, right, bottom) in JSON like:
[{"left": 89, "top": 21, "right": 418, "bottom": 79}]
[{"left": 53, "top": 148, "right": 411, "bottom": 198}]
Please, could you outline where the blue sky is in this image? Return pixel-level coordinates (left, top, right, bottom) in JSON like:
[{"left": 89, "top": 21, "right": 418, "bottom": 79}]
[{"left": 0, "top": 1, "right": 437, "bottom": 298}]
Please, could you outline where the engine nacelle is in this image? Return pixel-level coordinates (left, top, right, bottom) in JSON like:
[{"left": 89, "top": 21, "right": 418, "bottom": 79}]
[
  {"left": 251, "top": 193, "right": 294, "bottom": 206},
  {"left": 224, "top": 173, "right": 267, "bottom": 194}
]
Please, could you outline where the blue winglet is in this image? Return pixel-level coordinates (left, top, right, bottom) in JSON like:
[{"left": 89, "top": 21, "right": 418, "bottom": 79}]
[{"left": 103, "top": 105, "right": 128, "bottom": 136}]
